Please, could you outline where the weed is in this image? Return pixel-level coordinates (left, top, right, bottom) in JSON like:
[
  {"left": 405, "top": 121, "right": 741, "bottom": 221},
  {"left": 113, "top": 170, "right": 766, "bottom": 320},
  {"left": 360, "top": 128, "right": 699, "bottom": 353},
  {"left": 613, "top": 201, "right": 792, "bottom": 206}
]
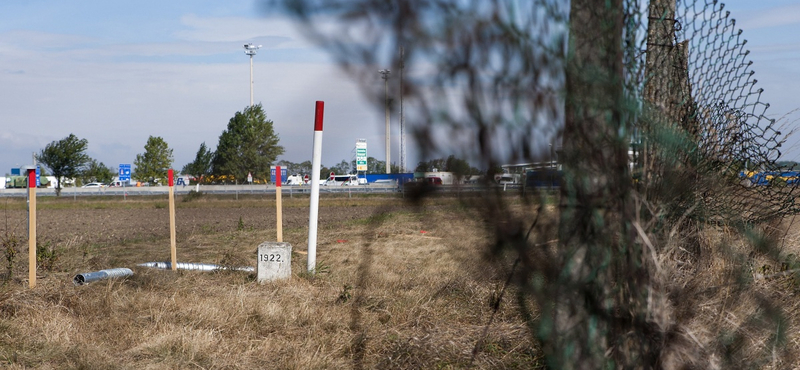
[
  {"left": 219, "top": 250, "right": 248, "bottom": 269},
  {"left": 182, "top": 190, "right": 204, "bottom": 202},
  {"left": 237, "top": 216, "right": 245, "bottom": 231},
  {"left": 300, "top": 260, "right": 331, "bottom": 280},
  {"left": 1, "top": 232, "right": 19, "bottom": 282},
  {"left": 36, "top": 241, "right": 59, "bottom": 272},
  {"left": 336, "top": 284, "right": 353, "bottom": 303},
  {"left": 80, "top": 243, "right": 100, "bottom": 262},
  {"left": 314, "top": 260, "right": 331, "bottom": 274}
]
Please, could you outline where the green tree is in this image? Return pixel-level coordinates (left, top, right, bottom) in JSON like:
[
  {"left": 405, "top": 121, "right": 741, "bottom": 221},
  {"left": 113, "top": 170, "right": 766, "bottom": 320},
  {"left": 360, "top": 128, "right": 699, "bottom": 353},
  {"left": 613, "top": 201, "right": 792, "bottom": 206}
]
[
  {"left": 318, "top": 165, "right": 331, "bottom": 180},
  {"left": 330, "top": 160, "right": 352, "bottom": 175},
  {"left": 133, "top": 136, "right": 173, "bottom": 185},
  {"left": 213, "top": 104, "right": 284, "bottom": 182},
  {"left": 81, "top": 159, "right": 114, "bottom": 185},
  {"left": 444, "top": 155, "right": 473, "bottom": 180},
  {"left": 367, "top": 157, "right": 384, "bottom": 173},
  {"left": 295, "top": 160, "right": 313, "bottom": 175},
  {"left": 181, "top": 142, "right": 214, "bottom": 183},
  {"left": 275, "top": 159, "right": 296, "bottom": 175},
  {"left": 414, "top": 157, "right": 465, "bottom": 173},
  {"left": 36, "top": 133, "right": 90, "bottom": 196},
  {"left": 277, "top": 159, "right": 314, "bottom": 176}
]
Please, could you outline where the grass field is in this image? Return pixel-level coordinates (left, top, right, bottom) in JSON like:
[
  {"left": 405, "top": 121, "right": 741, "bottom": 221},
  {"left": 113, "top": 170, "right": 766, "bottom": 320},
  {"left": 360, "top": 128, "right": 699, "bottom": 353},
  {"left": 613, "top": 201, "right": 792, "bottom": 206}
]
[
  {"left": 0, "top": 194, "right": 541, "bottom": 369},
  {"left": 4, "top": 192, "right": 800, "bottom": 368}
]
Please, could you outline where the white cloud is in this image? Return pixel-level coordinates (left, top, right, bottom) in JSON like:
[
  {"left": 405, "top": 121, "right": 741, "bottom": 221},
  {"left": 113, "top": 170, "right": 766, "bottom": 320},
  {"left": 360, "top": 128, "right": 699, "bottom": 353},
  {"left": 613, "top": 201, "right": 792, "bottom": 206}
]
[
  {"left": 0, "top": 6, "right": 404, "bottom": 173},
  {"left": 174, "top": 14, "right": 311, "bottom": 49},
  {"left": 748, "top": 42, "right": 800, "bottom": 59},
  {"left": 736, "top": 4, "right": 800, "bottom": 30},
  {"left": 0, "top": 30, "right": 97, "bottom": 49}
]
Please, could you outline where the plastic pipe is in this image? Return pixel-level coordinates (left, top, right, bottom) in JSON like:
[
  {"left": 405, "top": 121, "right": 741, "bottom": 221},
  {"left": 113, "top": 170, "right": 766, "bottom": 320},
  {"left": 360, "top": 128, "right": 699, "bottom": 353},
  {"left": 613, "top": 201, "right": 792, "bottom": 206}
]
[{"left": 73, "top": 268, "right": 133, "bottom": 286}]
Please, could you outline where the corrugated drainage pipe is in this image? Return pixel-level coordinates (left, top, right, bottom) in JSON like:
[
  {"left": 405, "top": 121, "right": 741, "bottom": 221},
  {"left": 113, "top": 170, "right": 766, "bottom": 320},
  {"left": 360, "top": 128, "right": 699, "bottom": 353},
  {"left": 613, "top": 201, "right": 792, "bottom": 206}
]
[
  {"left": 138, "top": 262, "right": 254, "bottom": 272},
  {"left": 73, "top": 268, "right": 134, "bottom": 286}
]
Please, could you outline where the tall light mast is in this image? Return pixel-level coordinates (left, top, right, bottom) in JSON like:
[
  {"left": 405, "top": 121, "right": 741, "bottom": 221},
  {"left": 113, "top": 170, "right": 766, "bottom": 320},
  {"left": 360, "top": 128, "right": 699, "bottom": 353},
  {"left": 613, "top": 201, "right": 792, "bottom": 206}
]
[
  {"left": 379, "top": 69, "right": 391, "bottom": 174},
  {"left": 244, "top": 43, "right": 262, "bottom": 107},
  {"left": 399, "top": 47, "right": 405, "bottom": 173}
]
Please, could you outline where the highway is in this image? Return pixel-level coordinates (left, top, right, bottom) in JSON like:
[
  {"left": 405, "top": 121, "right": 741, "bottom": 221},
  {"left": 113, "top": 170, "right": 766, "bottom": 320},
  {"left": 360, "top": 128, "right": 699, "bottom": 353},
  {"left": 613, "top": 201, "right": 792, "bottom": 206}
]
[
  {"left": 0, "top": 181, "right": 531, "bottom": 198},
  {"left": 0, "top": 183, "right": 403, "bottom": 198}
]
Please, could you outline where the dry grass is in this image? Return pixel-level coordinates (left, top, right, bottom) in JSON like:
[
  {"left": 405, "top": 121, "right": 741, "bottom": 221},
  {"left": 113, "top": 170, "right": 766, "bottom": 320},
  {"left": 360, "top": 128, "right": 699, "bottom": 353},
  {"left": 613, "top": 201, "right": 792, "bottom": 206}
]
[
  {"left": 4, "top": 193, "right": 799, "bottom": 367},
  {"left": 0, "top": 196, "right": 540, "bottom": 369},
  {"left": 652, "top": 216, "right": 800, "bottom": 368}
]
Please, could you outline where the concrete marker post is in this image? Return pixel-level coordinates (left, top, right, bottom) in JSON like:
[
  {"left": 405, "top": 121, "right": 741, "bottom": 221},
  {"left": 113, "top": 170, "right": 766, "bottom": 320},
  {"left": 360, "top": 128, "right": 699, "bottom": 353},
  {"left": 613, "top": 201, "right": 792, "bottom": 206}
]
[
  {"left": 276, "top": 165, "right": 283, "bottom": 242},
  {"left": 168, "top": 169, "right": 177, "bottom": 271},
  {"left": 257, "top": 241, "right": 291, "bottom": 282},
  {"left": 308, "top": 101, "right": 324, "bottom": 273},
  {"left": 26, "top": 167, "right": 36, "bottom": 288}
]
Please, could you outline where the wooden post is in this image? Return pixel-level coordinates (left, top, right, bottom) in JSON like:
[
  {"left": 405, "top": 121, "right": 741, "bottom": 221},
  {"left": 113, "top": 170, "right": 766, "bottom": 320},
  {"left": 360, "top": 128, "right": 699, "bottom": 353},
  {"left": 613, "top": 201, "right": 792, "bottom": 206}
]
[
  {"left": 27, "top": 168, "right": 36, "bottom": 288},
  {"left": 276, "top": 166, "right": 283, "bottom": 242},
  {"left": 168, "top": 169, "right": 177, "bottom": 271}
]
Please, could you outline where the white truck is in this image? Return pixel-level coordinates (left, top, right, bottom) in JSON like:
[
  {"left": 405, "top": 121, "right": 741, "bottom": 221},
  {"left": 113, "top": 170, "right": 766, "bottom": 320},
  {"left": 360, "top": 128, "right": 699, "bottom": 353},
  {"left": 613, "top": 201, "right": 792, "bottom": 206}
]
[{"left": 285, "top": 174, "right": 306, "bottom": 186}]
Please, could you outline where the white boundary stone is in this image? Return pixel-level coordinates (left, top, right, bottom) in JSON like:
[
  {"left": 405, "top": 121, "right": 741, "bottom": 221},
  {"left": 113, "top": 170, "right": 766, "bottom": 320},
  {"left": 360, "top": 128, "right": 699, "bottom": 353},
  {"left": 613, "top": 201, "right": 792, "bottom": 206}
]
[{"left": 257, "top": 242, "right": 292, "bottom": 282}]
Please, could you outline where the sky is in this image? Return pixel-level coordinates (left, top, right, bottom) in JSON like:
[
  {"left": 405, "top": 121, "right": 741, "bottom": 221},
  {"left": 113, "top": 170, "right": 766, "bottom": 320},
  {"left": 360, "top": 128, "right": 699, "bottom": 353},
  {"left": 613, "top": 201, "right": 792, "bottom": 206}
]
[{"left": 1, "top": 0, "right": 799, "bottom": 176}]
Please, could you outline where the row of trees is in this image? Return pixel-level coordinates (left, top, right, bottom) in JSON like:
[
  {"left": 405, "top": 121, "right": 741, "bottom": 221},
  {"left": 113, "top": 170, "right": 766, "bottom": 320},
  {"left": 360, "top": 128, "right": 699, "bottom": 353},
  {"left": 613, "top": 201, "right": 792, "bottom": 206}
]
[
  {"left": 36, "top": 134, "right": 173, "bottom": 196},
  {"left": 414, "top": 155, "right": 482, "bottom": 177},
  {"left": 37, "top": 103, "right": 481, "bottom": 195},
  {"left": 36, "top": 104, "right": 283, "bottom": 195}
]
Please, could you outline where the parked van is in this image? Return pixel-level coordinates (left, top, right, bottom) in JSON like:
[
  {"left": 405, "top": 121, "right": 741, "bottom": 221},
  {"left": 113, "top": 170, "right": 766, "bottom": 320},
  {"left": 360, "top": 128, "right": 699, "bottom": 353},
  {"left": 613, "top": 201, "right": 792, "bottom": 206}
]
[{"left": 285, "top": 174, "right": 305, "bottom": 186}]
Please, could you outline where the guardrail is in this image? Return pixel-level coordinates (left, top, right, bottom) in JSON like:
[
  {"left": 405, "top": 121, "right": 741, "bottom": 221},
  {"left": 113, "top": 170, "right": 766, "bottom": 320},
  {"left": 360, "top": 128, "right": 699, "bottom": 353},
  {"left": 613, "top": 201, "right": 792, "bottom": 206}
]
[
  {"left": 0, "top": 184, "right": 401, "bottom": 197},
  {"left": 0, "top": 183, "right": 533, "bottom": 198}
]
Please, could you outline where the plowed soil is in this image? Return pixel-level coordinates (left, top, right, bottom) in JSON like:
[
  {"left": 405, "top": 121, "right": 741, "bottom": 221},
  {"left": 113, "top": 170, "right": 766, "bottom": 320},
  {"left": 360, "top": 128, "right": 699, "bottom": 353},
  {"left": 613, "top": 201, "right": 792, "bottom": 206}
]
[{"left": 0, "top": 195, "right": 408, "bottom": 254}]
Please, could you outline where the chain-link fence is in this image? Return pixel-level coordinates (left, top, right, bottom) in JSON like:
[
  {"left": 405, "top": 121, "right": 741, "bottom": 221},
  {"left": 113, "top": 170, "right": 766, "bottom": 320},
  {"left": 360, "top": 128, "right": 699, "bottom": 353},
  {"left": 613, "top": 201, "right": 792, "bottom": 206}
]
[
  {"left": 275, "top": 0, "right": 797, "bottom": 367},
  {"left": 638, "top": 0, "right": 795, "bottom": 223}
]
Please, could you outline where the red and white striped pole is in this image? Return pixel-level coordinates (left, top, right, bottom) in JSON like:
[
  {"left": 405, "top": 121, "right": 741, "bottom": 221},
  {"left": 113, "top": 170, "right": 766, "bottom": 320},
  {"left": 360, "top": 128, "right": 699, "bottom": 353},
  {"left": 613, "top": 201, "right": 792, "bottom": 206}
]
[
  {"left": 168, "top": 169, "right": 177, "bottom": 271},
  {"left": 27, "top": 167, "right": 37, "bottom": 288},
  {"left": 276, "top": 165, "right": 283, "bottom": 242},
  {"left": 308, "top": 101, "right": 324, "bottom": 272}
]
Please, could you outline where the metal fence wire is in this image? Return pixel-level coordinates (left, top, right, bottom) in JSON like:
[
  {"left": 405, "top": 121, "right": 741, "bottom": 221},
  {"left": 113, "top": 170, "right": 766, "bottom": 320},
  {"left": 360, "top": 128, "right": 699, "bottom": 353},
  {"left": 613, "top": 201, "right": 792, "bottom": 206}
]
[
  {"left": 276, "top": 0, "right": 798, "bottom": 367},
  {"left": 633, "top": 0, "right": 795, "bottom": 222}
]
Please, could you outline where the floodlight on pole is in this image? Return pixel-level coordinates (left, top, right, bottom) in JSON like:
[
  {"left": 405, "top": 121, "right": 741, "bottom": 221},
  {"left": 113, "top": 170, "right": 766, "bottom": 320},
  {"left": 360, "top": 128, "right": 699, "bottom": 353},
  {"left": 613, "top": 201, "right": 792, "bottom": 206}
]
[
  {"left": 399, "top": 46, "right": 406, "bottom": 173},
  {"left": 379, "top": 69, "right": 391, "bottom": 174},
  {"left": 243, "top": 43, "right": 262, "bottom": 107}
]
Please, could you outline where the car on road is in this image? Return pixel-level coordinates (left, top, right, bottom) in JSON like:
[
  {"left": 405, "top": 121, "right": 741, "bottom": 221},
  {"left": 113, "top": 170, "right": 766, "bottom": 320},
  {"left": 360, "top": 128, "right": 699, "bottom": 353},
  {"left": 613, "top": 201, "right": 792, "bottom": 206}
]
[{"left": 81, "top": 182, "right": 105, "bottom": 188}]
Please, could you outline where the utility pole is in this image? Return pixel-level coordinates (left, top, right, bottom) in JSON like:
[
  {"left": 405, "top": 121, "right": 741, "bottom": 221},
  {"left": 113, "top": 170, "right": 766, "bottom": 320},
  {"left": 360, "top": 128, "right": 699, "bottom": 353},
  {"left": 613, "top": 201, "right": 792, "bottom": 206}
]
[
  {"left": 379, "top": 69, "right": 392, "bottom": 173},
  {"left": 244, "top": 43, "right": 262, "bottom": 107}
]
